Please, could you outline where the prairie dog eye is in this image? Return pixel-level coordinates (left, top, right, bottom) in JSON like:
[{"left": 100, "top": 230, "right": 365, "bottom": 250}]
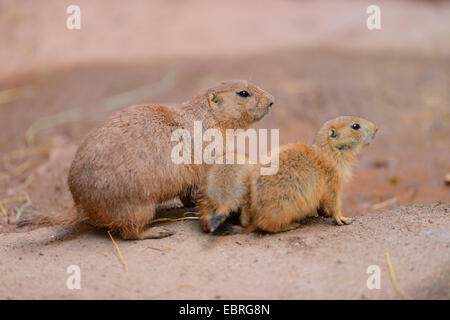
[
  {"left": 237, "top": 90, "right": 250, "bottom": 98},
  {"left": 351, "top": 123, "right": 360, "bottom": 130}
]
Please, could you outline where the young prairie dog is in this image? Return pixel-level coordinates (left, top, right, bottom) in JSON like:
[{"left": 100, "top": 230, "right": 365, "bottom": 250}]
[
  {"left": 198, "top": 153, "right": 254, "bottom": 233},
  {"left": 198, "top": 116, "right": 377, "bottom": 234},
  {"left": 19, "top": 80, "right": 274, "bottom": 240},
  {"left": 248, "top": 116, "right": 378, "bottom": 233}
]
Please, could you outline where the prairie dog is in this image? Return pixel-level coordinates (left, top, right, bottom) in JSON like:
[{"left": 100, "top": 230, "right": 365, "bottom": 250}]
[
  {"left": 198, "top": 153, "right": 254, "bottom": 233},
  {"left": 19, "top": 80, "right": 274, "bottom": 240},
  {"left": 198, "top": 116, "right": 377, "bottom": 234},
  {"left": 248, "top": 116, "right": 378, "bottom": 233}
]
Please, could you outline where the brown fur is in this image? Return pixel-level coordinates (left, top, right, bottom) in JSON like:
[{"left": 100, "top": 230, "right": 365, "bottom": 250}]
[
  {"left": 198, "top": 153, "right": 254, "bottom": 233},
  {"left": 247, "top": 116, "right": 378, "bottom": 233},
  {"left": 20, "top": 80, "right": 274, "bottom": 239},
  {"left": 197, "top": 116, "right": 378, "bottom": 234}
]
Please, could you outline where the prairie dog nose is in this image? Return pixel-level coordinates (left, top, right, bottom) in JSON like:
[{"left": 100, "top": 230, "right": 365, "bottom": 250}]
[{"left": 265, "top": 93, "right": 275, "bottom": 106}]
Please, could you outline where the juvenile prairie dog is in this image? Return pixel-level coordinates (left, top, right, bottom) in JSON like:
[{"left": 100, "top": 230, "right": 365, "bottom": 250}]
[
  {"left": 198, "top": 153, "right": 254, "bottom": 233},
  {"left": 199, "top": 116, "right": 377, "bottom": 234},
  {"left": 20, "top": 80, "right": 274, "bottom": 240},
  {"left": 248, "top": 116, "right": 377, "bottom": 233}
]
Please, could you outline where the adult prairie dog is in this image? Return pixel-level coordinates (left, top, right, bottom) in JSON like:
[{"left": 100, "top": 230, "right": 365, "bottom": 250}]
[{"left": 19, "top": 80, "right": 274, "bottom": 240}]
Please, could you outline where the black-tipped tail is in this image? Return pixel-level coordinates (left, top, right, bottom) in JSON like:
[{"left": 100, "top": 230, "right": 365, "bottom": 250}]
[{"left": 208, "top": 213, "right": 227, "bottom": 233}]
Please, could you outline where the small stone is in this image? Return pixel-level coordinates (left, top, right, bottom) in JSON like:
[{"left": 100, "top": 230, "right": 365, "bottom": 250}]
[{"left": 445, "top": 173, "right": 450, "bottom": 186}]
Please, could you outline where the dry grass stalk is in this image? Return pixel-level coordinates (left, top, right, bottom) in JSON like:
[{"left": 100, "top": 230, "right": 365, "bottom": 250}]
[
  {"left": 148, "top": 216, "right": 199, "bottom": 226},
  {"left": 372, "top": 197, "right": 397, "bottom": 210},
  {"left": 149, "top": 282, "right": 194, "bottom": 298},
  {"left": 385, "top": 251, "right": 412, "bottom": 299},
  {"left": 107, "top": 230, "right": 127, "bottom": 271},
  {"left": 138, "top": 246, "right": 172, "bottom": 254}
]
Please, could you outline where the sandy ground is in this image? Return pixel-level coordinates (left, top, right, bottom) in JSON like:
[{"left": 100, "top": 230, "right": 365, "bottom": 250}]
[
  {"left": 0, "top": 204, "right": 448, "bottom": 299},
  {"left": 0, "top": 0, "right": 449, "bottom": 299}
]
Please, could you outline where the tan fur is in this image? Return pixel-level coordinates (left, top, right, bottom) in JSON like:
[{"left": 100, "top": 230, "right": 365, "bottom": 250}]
[
  {"left": 197, "top": 116, "right": 377, "bottom": 234},
  {"left": 248, "top": 116, "right": 378, "bottom": 233},
  {"left": 21, "top": 80, "right": 274, "bottom": 239},
  {"left": 198, "top": 153, "right": 254, "bottom": 233}
]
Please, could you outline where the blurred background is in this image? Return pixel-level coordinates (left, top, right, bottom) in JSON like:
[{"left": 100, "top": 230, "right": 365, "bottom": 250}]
[{"left": 0, "top": 0, "right": 449, "bottom": 232}]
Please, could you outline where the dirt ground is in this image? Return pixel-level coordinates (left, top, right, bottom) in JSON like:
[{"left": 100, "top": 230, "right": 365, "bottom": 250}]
[
  {"left": 0, "top": 204, "right": 448, "bottom": 299},
  {"left": 0, "top": 0, "right": 449, "bottom": 299}
]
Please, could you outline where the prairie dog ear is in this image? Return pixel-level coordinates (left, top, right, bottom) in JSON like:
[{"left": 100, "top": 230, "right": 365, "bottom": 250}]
[
  {"left": 208, "top": 92, "right": 223, "bottom": 108},
  {"left": 329, "top": 127, "right": 338, "bottom": 139}
]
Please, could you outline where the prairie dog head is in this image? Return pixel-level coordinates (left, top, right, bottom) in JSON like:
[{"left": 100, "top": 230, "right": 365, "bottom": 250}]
[
  {"left": 315, "top": 116, "right": 378, "bottom": 157},
  {"left": 206, "top": 80, "right": 274, "bottom": 128}
]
